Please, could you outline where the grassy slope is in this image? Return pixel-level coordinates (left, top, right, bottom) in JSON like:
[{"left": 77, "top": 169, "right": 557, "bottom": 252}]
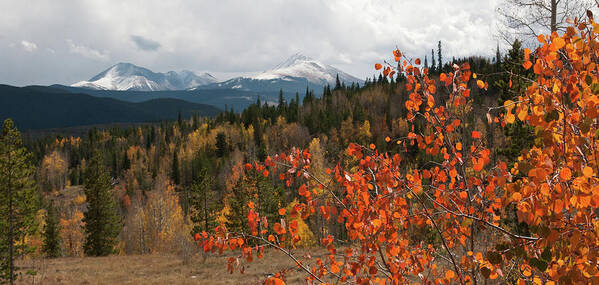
[{"left": 16, "top": 249, "right": 331, "bottom": 285}]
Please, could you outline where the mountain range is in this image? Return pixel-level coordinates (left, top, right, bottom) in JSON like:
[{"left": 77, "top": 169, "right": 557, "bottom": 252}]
[
  {"left": 0, "top": 54, "right": 365, "bottom": 130},
  {"left": 72, "top": 63, "right": 218, "bottom": 91},
  {"left": 196, "top": 53, "right": 363, "bottom": 93},
  {"left": 71, "top": 53, "right": 363, "bottom": 94}
]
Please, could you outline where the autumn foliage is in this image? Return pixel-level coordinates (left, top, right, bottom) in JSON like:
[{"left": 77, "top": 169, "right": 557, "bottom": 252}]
[{"left": 197, "top": 12, "right": 599, "bottom": 285}]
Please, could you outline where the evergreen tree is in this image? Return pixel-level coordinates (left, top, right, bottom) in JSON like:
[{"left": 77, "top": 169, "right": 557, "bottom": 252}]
[
  {"left": 122, "top": 151, "right": 130, "bottom": 171},
  {"left": 495, "top": 43, "right": 501, "bottom": 66},
  {"left": 42, "top": 201, "right": 61, "bottom": 258},
  {"left": 424, "top": 55, "right": 428, "bottom": 69},
  {"left": 277, "top": 89, "right": 286, "bottom": 115},
  {"left": 334, "top": 74, "right": 342, "bottom": 90},
  {"left": 437, "top": 41, "right": 442, "bottom": 72},
  {"left": 82, "top": 152, "right": 121, "bottom": 256},
  {"left": 215, "top": 132, "right": 228, "bottom": 158},
  {"left": 192, "top": 111, "right": 199, "bottom": 130},
  {"left": 431, "top": 49, "right": 436, "bottom": 74},
  {"left": 171, "top": 151, "right": 180, "bottom": 185},
  {"left": 226, "top": 169, "right": 282, "bottom": 235},
  {"left": 494, "top": 39, "right": 535, "bottom": 164},
  {"left": 0, "top": 119, "right": 39, "bottom": 284},
  {"left": 188, "top": 167, "right": 219, "bottom": 234}
]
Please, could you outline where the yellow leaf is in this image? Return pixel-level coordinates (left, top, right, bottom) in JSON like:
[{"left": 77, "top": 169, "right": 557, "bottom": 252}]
[
  {"left": 517, "top": 107, "right": 528, "bottom": 121},
  {"left": 552, "top": 82, "right": 560, "bottom": 93},
  {"left": 504, "top": 100, "right": 514, "bottom": 112},
  {"left": 477, "top": 80, "right": 485, "bottom": 89},
  {"left": 505, "top": 113, "right": 516, "bottom": 124}
]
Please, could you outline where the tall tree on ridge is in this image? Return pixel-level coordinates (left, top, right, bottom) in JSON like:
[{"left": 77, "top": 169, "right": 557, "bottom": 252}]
[
  {"left": 437, "top": 41, "right": 442, "bottom": 72},
  {"left": 0, "top": 119, "right": 39, "bottom": 285},
  {"left": 82, "top": 152, "right": 121, "bottom": 256},
  {"left": 431, "top": 49, "right": 436, "bottom": 74},
  {"left": 42, "top": 201, "right": 61, "bottom": 258}
]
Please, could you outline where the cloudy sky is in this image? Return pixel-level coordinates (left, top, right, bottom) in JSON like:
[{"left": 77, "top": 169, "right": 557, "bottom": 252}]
[{"left": 0, "top": 0, "right": 502, "bottom": 86}]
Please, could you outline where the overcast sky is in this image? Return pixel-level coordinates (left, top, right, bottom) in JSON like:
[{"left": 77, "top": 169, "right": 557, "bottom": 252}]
[{"left": 0, "top": 0, "right": 502, "bottom": 86}]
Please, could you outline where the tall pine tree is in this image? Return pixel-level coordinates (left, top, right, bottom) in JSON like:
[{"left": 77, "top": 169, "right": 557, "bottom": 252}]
[
  {"left": 82, "top": 152, "right": 121, "bottom": 256},
  {"left": 42, "top": 201, "right": 61, "bottom": 258},
  {"left": 494, "top": 39, "right": 535, "bottom": 164},
  {"left": 188, "top": 167, "right": 219, "bottom": 234},
  {"left": 431, "top": 49, "right": 436, "bottom": 74},
  {"left": 0, "top": 119, "right": 39, "bottom": 284},
  {"left": 437, "top": 41, "right": 442, "bottom": 72},
  {"left": 171, "top": 151, "right": 180, "bottom": 185}
]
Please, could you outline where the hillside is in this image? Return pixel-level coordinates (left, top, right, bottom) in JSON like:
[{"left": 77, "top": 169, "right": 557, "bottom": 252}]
[
  {"left": 48, "top": 85, "right": 279, "bottom": 111},
  {"left": 0, "top": 85, "right": 221, "bottom": 129}
]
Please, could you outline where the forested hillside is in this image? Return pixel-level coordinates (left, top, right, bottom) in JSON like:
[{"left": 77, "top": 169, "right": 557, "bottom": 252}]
[
  {"left": 2, "top": 4, "right": 599, "bottom": 284},
  {"left": 12, "top": 44, "right": 506, "bottom": 270},
  {"left": 0, "top": 85, "right": 221, "bottom": 129}
]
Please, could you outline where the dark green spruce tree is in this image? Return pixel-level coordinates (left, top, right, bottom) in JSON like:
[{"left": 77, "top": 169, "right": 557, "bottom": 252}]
[
  {"left": 188, "top": 167, "right": 219, "bottom": 234},
  {"left": 172, "top": 151, "right": 180, "bottom": 185},
  {"left": 431, "top": 49, "right": 436, "bottom": 74},
  {"left": 42, "top": 201, "right": 61, "bottom": 258},
  {"left": 0, "top": 119, "right": 39, "bottom": 285},
  {"left": 82, "top": 152, "right": 121, "bottom": 256},
  {"left": 215, "top": 132, "right": 229, "bottom": 158},
  {"left": 494, "top": 39, "right": 535, "bottom": 238},
  {"left": 494, "top": 39, "right": 535, "bottom": 164},
  {"left": 226, "top": 169, "right": 282, "bottom": 235},
  {"left": 437, "top": 41, "right": 442, "bottom": 72}
]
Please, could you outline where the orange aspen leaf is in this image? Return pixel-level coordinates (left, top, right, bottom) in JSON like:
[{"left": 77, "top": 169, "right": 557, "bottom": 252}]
[
  {"left": 560, "top": 168, "right": 572, "bottom": 181},
  {"left": 583, "top": 166, "right": 593, "bottom": 178}
]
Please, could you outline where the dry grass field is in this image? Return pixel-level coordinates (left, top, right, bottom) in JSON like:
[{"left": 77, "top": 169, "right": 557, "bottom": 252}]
[{"left": 15, "top": 248, "right": 330, "bottom": 285}]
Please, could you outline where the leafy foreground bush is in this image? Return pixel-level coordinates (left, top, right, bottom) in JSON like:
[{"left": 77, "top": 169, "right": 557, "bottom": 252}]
[{"left": 198, "top": 13, "right": 599, "bottom": 284}]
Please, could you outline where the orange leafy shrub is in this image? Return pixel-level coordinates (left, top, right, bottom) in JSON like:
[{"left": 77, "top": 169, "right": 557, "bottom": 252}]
[{"left": 198, "top": 12, "right": 599, "bottom": 284}]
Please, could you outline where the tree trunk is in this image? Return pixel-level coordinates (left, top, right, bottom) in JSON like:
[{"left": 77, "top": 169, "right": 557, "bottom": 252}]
[{"left": 551, "top": 0, "right": 558, "bottom": 32}]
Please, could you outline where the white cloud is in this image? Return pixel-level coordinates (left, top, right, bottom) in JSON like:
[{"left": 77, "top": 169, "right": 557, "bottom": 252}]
[
  {"left": 0, "top": 0, "right": 506, "bottom": 86},
  {"left": 66, "top": 39, "right": 109, "bottom": 61},
  {"left": 20, "top": 40, "right": 37, "bottom": 52}
]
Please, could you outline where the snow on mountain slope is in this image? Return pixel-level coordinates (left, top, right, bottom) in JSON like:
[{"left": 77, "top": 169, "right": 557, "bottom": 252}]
[
  {"left": 251, "top": 53, "right": 362, "bottom": 85},
  {"left": 196, "top": 53, "right": 363, "bottom": 93},
  {"left": 72, "top": 63, "right": 217, "bottom": 91}
]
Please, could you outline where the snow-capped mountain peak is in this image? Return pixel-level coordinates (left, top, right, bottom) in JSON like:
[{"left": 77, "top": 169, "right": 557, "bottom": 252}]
[
  {"left": 194, "top": 53, "right": 363, "bottom": 94},
  {"left": 251, "top": 53, "right": 362, "bottom": 86},
  {"left": 272, "top": 52, "right": 313, "bottom": 69},
  {"left": 72, "top": 63, "right": 217, "bottom": 91}
]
